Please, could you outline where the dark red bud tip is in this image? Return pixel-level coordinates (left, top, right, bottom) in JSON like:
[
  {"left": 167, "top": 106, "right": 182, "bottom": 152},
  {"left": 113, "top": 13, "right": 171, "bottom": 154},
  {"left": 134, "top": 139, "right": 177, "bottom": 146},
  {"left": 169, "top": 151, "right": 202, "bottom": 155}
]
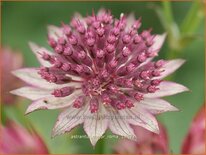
[
  {"left": 78, "top": 51, "right": 86, "bottom": 59},
  {"left": 73, "top": 96, "right": 84, "bottom": 108},
  {"left": 140, "top": 70, "right": 151, "bottom": 80},
  {"left": 125, "top": 100, "right": 134, "bottom": 108},
  {"left": 77, "top": 26, "right": 86, "bottom": 34},
  {"left": 134, "top": 93, "right": 143, "bottom": 101},
  {"left": 155, "top": 60, "right": 165, "bottom": 68},
  {"left": 134, "top": 79, "right": 143, "bottom": 88},
  {"left": 141, "top": 30, "right": 151, "bottom": 39},
  {"left": 49, "top": 74, "right": 58, "bottom": 83},
  {"left": 69, "top": 35, "right": 78, "bottom": 45},
  {"left": 126, "top": 63, "right": 136, "bottom": 72},
  {"left": 58, "top": 37, "right": 66, "bottom": 45},
  {"left": 122, "top": 34, "right": 131, "bottom": 44},
  {"left": 124, "top": 79, "right": 133, "bottom": 87},
  {"left": 62, "top": 24, "right": 72, "bottom": 36},
  {"left": 55, "top": 45, "right": 64, "bottom": 54},
  {"left": 132, "top": 19, "right": 142, "bottom": 29},
  {"left": 90, "top": 98, "right": 99, "bottom": 113},
  {"left": 97, "top": 27, "right": 105, "bottom": 37},
  {"left": 151, "top": 79, "right": 162, "bottom": 86},
  {"left": 99, "top": 70, "right": 109, "bottom": 80},
  {"left": 107, "top": 35, "right": 116, "bottom": 44},
  {"left": 102, "top": 94, "right": 112, "bottom": 104},
  {"left": 152, "top": 70, "right": 161, "bottom": 77},
  {"left": 52, "top": 87, "right": 74, "bottom": 97},
  {"left": 137, "top": 53, "right": 147, "bottom": 63},
  {"left": 116, "top": 101, "right": 126, "bottom": 110},
  {"left": 48, "top": 37, "right": 57, "bottom": 48},
  {"left": 147, "top": 85, "right": 158, "bottom": 93},
  {"left": 61, "top": 63, "right": 71, "bottom": 71},
  {"left": 92, "top": 21, "right": 101, "bottom": 29},
  {"left": 86, "top": 38, "right": 95, "bottom": 47},
  {"left": 122, "top": 47, "right": 131, "bottom": 57},
  {"left": 133, "top": 35, "right": 142, "bottom": 44},
  {"left": 96, "top": 49, "right": 105, "bottom": 59},
  {"left": 63, "top": 47, "right": 73, "bottom": 56},
  {"left": 106, "top": 44, "right": 115, "bottom": 53},
  {"left": 54, "top": 60, "right": 63, "bottom": 68},
  {"left": 109, "top": 60, "right": 118, "bottom": 68},
  {"left": 42, "top": 53, "right": 51, "bottom": 60},
  {"left": 75, "top": 65, "right": 83, "bottom": 74},
  {"left": 52, "top": 89, "right": 62, "bottom": 97},
  {"left": 112, "top": 27, "right": 120, "bottom": 36}
]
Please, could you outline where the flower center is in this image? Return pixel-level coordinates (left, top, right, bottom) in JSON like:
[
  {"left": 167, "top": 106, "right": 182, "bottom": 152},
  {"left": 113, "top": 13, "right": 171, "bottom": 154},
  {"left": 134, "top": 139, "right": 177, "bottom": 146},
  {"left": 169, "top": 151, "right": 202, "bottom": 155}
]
[{"left": 82, "top": 77, "right": 104, "bottom": 96}]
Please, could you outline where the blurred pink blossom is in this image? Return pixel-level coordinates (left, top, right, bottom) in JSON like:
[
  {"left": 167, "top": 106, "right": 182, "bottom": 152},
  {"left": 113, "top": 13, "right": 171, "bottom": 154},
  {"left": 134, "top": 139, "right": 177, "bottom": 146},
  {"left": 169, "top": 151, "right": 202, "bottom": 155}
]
[
  {"left": 181, "top": 105, "right": 205, "bottom": 154},
  {"left": 114, "top": 123, "right": 168, "bottom": 154},
  {"left": 1, "top": 47, "right": 23, "bottom": 104},
  {"left": 0, "top": 120, "right": 48, "bottom": 154}
]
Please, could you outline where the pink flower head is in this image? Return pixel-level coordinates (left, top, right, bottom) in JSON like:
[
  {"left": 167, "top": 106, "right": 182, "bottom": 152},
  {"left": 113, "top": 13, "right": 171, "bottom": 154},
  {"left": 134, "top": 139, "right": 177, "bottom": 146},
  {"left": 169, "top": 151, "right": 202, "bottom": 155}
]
[
  {"left": 181, "top": 105, "right": 205, "bottom": 154},
  {"left": 0, "top": 120, "right": 48, "bottom": 154},
  {"left": 1, "top": 47, "right": 23, "bottom": 104},
  {"left": 114, "top": 123, "right": 168, "bottom": 154},
  {"left": 11, "top": 10, "right": 188, "bottom": 146}
]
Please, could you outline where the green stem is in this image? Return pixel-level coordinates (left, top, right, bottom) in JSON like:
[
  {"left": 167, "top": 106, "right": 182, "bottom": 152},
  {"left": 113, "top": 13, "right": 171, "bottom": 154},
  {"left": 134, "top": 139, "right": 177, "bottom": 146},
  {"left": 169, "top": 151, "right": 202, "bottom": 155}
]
[
  {"left": 180, "top": 0, "right": 204, "bottom": 35},
  {"left": 153, "top": 6, "right": 168, "bottom": 30},
  {"left": 3, "top": 100, "right": 32, "bottom": 129},
  {"left": 15, "top": 103, "right": 33, "bottom": 130},
  {"left": 1, "top": 104, "right": 7, "bottom": 125},
  {"left": 162, "top": 0, "right": 174, "bottom": 26},
  {"left": 95, "top": 138, "right": 105, "bottom": 154}
]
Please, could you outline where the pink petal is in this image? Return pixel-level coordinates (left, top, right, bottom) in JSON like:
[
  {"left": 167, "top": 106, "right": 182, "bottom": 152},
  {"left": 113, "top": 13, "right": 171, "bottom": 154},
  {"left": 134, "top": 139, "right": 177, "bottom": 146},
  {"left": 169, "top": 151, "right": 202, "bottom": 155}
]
[
  {"left": 47, "top": 25, "right": 64, "bottom": 41},
  {"left": 1, "top": 120, "right": 48, "bottom": 154},
  {"left": 83, "top": 104, "right": 108, "bottom": 146},
  {"left": 114, "top": 122, "right": 169, "bottom": 154},
  {"left": 1, "top": 47, "right": 23, "bottom": 104},
  {"left": 139, "top": 98, "right": 179, "bottom": 114},
  {"left": 157, "top": 59, "right": 186, "bottom": 79},
  {"left": 10, "top": 87, "right": 52, "bottom": 100},
  {"left": 73, "top": 12, "right": 87, "bottom": 27},
  {"left": 144, "top": 81, "right": 189, "bottom": 98},
  {"left": 25, "top": 90, "right": 82, "bottom": 114},
  {"left": 151, "top": 33, "right": 167, "bottom": 52},
  {"left": 12, "top": 68, "right": 71, "bottom": 89},
  {"left": 12, "top": 68, "right": 53, "bottom": 89},
  {"left": 125, "top": 13, "right": 135, "bottom": 31},
  {"left": 97, "top": 8, "right": 106, "bottom": 16},
  {"left": 109, "top": 110, "right": 137, "bottom": 140},
  {"left": 114, "top": 139, "right": 137, "bottom": 154},
  {"left": 52, "top": 104, "right": 89, "bottom": 137},
  {"left": 124, "top": 107, "right": 159, "bottom": 134},
  {"left": 29, "top": 42, "right": 53, "bottom": 67},
  {"left": 181, "top": 105, "right": 205, "bottom": 154}
]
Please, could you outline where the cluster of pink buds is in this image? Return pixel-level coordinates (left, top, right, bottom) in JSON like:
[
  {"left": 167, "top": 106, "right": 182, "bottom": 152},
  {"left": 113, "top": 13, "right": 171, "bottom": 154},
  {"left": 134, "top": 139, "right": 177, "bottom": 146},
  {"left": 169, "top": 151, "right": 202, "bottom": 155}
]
[{"left": 37, "top": 11, "right": 167, "bottom": 113}]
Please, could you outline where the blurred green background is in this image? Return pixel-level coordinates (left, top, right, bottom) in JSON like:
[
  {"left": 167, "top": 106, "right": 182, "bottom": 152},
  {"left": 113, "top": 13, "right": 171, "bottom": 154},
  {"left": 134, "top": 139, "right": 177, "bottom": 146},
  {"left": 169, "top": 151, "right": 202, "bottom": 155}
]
[{"left": 2, "top": 1, "right": 205, "bottom": 154}]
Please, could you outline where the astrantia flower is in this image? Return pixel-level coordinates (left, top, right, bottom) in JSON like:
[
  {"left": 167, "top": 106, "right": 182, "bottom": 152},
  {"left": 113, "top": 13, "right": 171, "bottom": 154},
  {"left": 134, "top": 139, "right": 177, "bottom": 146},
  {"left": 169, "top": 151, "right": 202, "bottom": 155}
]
[
  {"left": 11, "top": 10, "right": 188, "bottom": 146},
  {"left": 0, "top": 120, "right": 48, "bottom": 153},
  {"left": 114, "top": 122, "right": 168, "bottom": 154},
  {"left": 1, "top": 47, "right": 23, "bottom": 104},
  {"left": 181, "top": 104, "right": 205, "bottom": 154}
]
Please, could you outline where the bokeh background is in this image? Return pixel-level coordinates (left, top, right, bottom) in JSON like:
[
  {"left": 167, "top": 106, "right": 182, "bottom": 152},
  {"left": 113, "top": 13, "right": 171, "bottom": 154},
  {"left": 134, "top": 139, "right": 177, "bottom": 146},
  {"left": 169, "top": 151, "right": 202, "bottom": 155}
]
[{"left": 1, "top": 1, "right": 205, "bottom": 154}]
